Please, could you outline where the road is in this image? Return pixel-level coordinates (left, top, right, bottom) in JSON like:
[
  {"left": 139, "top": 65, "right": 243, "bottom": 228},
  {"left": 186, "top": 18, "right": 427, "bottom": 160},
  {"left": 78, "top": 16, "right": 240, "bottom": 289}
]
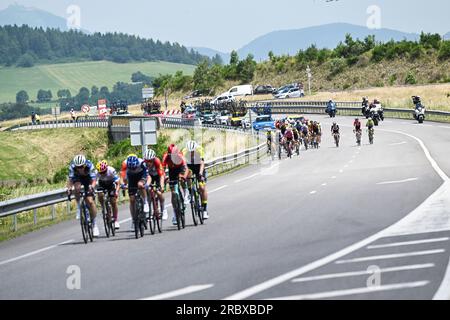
[{"left": 1, "top": 116, "right": 450, "bottom": 300}]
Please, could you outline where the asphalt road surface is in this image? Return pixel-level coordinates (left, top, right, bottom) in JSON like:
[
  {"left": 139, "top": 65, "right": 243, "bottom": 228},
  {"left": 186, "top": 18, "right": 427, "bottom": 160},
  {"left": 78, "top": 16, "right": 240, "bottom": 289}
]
[{"left": 1, "top": 116, "right": 450, "bottom": 300}]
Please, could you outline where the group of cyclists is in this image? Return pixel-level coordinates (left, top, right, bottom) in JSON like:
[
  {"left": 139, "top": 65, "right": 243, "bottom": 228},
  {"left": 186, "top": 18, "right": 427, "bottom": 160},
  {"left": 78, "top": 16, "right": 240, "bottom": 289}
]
[
  {"left": 267, "top": 116, "right": 376, "bottom": 155},
  {"left": 66, "top": 141, "right": 210, "bottom": 238}
]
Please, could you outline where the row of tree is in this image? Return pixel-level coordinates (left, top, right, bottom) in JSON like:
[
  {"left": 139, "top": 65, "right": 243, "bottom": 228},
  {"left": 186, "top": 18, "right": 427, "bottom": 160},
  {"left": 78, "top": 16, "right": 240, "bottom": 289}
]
[{"left": 0, "top": 25, "right": 209, "bottom": 67}]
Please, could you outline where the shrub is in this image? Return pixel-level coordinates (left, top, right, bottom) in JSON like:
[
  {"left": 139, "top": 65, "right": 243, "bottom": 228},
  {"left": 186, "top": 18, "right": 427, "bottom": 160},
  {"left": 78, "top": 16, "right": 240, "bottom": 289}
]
[
  {"left": 328, "top": 58, "right": 346, "bottom": 77},
  {"left": 438, "top": 41, "right": 450, "bottom": 60},
  {"left": 16, "top": 53, "right": 35, "bottom": 68},
  {"left": 389, "top": 74, "right": 398, "bottom": 86},
  {"left": 405, "top": 72, "right": 417, "bottom": 85}
]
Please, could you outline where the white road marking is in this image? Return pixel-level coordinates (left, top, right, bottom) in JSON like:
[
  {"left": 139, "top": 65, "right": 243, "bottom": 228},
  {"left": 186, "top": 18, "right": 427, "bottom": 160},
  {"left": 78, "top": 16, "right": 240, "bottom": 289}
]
[
  {"left": 140, "top": 284, "right": 214, "bottom": 300},
  {"left": 389, "top": 141, "right": 407, "bottom": 146},
  {"left": 331, "top": 176, "right": 337, "bottom": 179},
  {"left": 292, "top": 264, "right": 434, "bottom": 283},
  {"left": 209, "top": 185, "right": 228, "bottom": 194},
  {"left": 266, "top": 281, "right": 429, "bottom": 300},
  {"left": 438, "top": 126, "right": 450, "bottom": 130},
  {"left": 376, "top": 178, "right": 419, "bottom": 185},
  {"left": 339, "top": 170, "right": 344, "bottom": 173},
  {"left": 0, "top": 239, "right": 74, "bottom": 266},
  {"left": 235, "top": 173, "right": 260, "bottom": 184},
  {"left": 335, "top": 249, "right": 445, "bottom": 264},
  {"left": 367, "top": 238, "right": 449, "bottom": 249},
  {"left": 224, "top": 127, "right": 450, "bottom": 301},
  {"left": 349, "top": 160, "right": 354, "bottom": 164},
  {"left": 310, "top": 191, "right": 317, "bottom": 195},
  {"left": 344, "top": 165, "right": 349, "bottom": 168},
  {"left": 321, "top": 183, "right": 327, "bottom": 186}
]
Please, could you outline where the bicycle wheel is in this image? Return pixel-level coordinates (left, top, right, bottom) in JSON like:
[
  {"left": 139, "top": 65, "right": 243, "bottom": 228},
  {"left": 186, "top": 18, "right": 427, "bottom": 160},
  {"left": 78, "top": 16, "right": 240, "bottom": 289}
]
[
  {"left": 80, "top": 204, "right": 88, "bottom": 244},
  {"left": 195, "top": 189, "right": 204, "bottom": 225},
  {"left": 174, "top": 193, "right": 182, "bottom": 230},
  {"left": 102, "top": 203, "right": 110, "bottom": 239},
  {"left": 148, "top": 193, "right": 156, "bottom": 235},
  {"left": 84, "top": 202, "right": 94, "bottom": 243},
  {"left": 190, "top": 186, "right": 198, "bottom": 227},
  {"left": 106, "top": 200, "right": 115, "bottom": 237},
  {"left": 153, "top": 196, "right": 162, "bottom": 233}
]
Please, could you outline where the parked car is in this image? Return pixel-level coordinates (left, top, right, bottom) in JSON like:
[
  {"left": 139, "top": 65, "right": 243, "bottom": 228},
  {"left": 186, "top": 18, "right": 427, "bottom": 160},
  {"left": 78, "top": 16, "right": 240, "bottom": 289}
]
[
  {"left": 254, "top": 85, "right": 275, "bottom": 95},
  {"left": 222, "top": 85, "right": 253, "bottom": 97},
  {"left": 215, "top": 111, "right": 231, "bottom": 125},
  {"left": 201, "top": 112, "right": 216, "bottom": 124},
  {"left": 253, "top": 115, "right": 276, "bottom": 131},
  {"left": 182, "top": 106, "right": 197, "bottom": 119},
  {"left": 275, "top": 87, "right": 302, "bottom": 99},
  {"left": 211, "top": 95, "right": 235, "bottom": 106}
]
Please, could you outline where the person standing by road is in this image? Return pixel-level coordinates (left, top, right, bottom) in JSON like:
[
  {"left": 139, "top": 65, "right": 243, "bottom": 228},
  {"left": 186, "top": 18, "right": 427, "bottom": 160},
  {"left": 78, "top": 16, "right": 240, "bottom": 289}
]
[
  {"left": 31, "top": 111, "right": 36, "bottom": 125},
  {"left": 70, "top": 108, "right": 76, "bottom": 122}
]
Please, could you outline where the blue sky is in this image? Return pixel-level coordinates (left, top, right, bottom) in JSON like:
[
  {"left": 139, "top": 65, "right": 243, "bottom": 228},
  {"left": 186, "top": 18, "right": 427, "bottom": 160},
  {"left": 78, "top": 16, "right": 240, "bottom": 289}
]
[{"left": 1, "top": 0, "right": 449, "bottom": 52}]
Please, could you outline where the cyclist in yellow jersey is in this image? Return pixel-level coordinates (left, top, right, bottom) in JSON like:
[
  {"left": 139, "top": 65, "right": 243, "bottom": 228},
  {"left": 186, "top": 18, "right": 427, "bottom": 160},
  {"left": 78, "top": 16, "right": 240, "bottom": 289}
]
[{"left": 182, "top": 141, "right": 209, "bottom": 219}]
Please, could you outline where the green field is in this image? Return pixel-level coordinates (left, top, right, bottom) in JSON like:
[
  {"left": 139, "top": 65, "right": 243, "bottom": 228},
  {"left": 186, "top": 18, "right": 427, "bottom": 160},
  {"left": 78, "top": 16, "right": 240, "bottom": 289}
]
[{"left": 0, "top": 60, "right": 196, "bottom": 103}]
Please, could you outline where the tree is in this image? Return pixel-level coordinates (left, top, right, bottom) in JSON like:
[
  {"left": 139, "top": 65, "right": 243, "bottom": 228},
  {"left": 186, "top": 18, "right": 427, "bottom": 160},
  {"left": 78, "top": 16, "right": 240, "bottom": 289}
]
[
  {"left": 76, "top": 87, "right": 90, "bottom": 106},
  {"left": 16, "top": 53, "right": 35, "bottom": 67},
  {"left": 57, "top": 89, "right": 71, "bottom": 99},
  {"left": 131, "top": 71, "right": 153, "bottom": 84},
  {"left": 211, "top": 54, "right": 223, "bottom": 65},
  {"left": 16, "top": 90, "right": 29, "bottom": 104},
  {"left": 237, "top": 54, "right": 257, "bottom": 84},
  {"left": 420, "top": 32, "right": 442, "bottom": 50},
  {"left": 37, "top": 89, "right": 52, "bottom": 102}
]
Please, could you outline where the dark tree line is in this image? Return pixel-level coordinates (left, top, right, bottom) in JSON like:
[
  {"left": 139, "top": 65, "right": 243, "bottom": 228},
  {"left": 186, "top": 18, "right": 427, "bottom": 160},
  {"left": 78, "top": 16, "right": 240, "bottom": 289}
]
[{"left": 0, "top": 25, "right": 208, "bottom": 67}]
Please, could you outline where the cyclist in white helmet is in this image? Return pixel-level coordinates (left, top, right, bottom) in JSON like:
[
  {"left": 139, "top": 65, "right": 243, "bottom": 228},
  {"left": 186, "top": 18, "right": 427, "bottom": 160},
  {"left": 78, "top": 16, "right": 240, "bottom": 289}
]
[
  {"left": 67, "top": 154, "right": 100, "bottom": 237},
  {"left": 182, "top": 140, "right": 209, "bottom": 219},
  {"left": 143, "top": 148, "right": 168, "bottom": 221}
]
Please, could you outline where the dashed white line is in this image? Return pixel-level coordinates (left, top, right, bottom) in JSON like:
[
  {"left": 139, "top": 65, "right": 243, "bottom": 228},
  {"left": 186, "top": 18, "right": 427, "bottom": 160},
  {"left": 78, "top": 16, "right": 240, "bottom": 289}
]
[
  {"left": 292, "top": 264, "right": 435, "bottom": 283},
  {"left": 210, "top": 185, "right": 228, "bottom": 194},
  {"left": 310, "top": 191, "right": 317, "bottom": 195},
  {"left": 235, "top": 173, "right": 260, "bottom": 184},
  {"left": 140, "top": 284, "right": 214, "bottom": 300},
  {"left": 0, "top": 239, "right": 74, "bottom": 266},
  {"left": 376, "top": 178, "right": 419, "bottom": 185},
  {"left": 367, "top": 238, "right": 449, "bottom": 249},
  {"left": 335, "top": 249, "right": 445, "bottom": 264},
  {"left": 321, "top": 183, "right": 327, "bottom": 187},
  {"left": 339, "top": 170, "right": 344, "bottom": 173},
  {"left": 266, "top": 281, "right": 429, "bottom": 300}
]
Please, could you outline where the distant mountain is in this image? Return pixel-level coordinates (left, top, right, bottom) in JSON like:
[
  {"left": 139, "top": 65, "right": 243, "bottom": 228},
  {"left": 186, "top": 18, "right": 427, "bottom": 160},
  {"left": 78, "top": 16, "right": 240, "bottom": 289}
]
[
  {"left": 0, "top": 4, "right": 69, "bottom": 30},
  {"left": 237, "top": 23, "right": 420, "bottom": 61},
  {"left": 188, "top": 47, "right": 230, "bottom": 64}
]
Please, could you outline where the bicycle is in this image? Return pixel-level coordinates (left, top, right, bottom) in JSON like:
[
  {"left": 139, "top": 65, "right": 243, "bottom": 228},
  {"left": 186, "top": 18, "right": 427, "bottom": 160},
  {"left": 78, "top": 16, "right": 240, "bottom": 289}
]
[
  {"left": 98, "top": 189, "right": 116, "bottom": 238},
  {"left": 188, "top": 174, "right": 204, "bottom": 227},
  {"left": 122, "top": 185, "right": 147, "bottom": 239},
  {"left": 368, "top": 128, "right": 374, "bottom": 145},
  {"left": 170, "top": 179, "right": 186, "bottom": 230},
  {"left": 69, "top": 191, "right": 94, "bottom": 244},
  {"left": 147, "top": 183, "right": 163, "bottom": 234},
  {"left": 354, "top": 129, "right": 362, "bottom": 146},
  {"left": 333, "top": 132, "right": 340, "bottom": 147}
]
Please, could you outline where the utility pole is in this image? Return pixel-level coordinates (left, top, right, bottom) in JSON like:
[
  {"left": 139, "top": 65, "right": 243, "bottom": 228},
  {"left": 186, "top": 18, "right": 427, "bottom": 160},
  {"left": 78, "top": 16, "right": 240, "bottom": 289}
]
[{"left": 306, "top": 65, "right": 312, "bottom": 96}]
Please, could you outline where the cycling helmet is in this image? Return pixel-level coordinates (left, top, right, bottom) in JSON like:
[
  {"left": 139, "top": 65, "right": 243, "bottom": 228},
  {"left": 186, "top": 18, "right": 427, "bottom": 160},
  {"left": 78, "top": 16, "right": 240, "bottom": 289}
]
[
  {"left": 186, "top": 141, "right": 198, "bottom": 152},
  {"left": 127, "top": 153, "right": 137, "bottom": 159},
  {"left": 96, "top": 160, "right": 108, "bottom": 173},
  {"left": 144, "top": 149, "right": 156, "bottom": 161},
  {"left": 167, "top": 144, "right": 178, "bottom": 155},
  {"left": 73, "top": 155, "right": 86, "bottom": 167},
  {"left": 127, "top": 155, "right": 139, "bottom": 170}
]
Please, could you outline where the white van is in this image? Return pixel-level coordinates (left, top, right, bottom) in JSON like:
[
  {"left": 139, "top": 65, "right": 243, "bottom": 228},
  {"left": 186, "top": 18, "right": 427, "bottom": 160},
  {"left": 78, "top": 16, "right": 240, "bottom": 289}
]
[{"left": 224, "top": 85, "right": 253, "bottom": 97}]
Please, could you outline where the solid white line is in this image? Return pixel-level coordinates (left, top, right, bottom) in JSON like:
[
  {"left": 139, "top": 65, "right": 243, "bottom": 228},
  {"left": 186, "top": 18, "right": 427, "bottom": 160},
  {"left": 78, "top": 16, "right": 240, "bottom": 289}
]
[
  {"left": 0, "top": 239, "right": 74, "bottom": 266},
  {"left": 140, "top": 284, "right": 214, "bottom": 300},
  {"left": 438, "top": 126, "right": 450, "bottom": 129},
  {"left": 292, "top": 264, "right": 435, "bottom": 282},
  {"left": 209, "top": 185, "right": 228, "bottom": 194},
  {"left": 266, "top": 281, "right": 429, "bottom": 300},
  {"left": 235, "top": 173, "right": 260, "bottom": 184},
  {"left": 376, "top": 178, "right": 418, "bottom": 185},
  {"left": 335, "top": 249, "right": 445, "bottom": 264},
  {"left": 367, "top": 238, "right": 449, "bottom": 249}
]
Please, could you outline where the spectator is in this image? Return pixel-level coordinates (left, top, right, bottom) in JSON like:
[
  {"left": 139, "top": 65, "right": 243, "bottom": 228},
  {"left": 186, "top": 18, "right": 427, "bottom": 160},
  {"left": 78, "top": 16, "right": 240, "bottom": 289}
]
[
  {"left": 35, "top": 114, "right": 41, "bottom": 124},
  {"left": 70, "top": 108, "right": 76, "bottom": 121},
  {"left": 31, "top": 111, "right": 36, "bottom": 125}
]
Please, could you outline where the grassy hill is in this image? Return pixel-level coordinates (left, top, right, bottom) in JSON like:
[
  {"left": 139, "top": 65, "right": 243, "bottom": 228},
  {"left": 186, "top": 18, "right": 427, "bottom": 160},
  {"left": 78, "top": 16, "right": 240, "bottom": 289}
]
[{"left": 0, "top": 60, "right": 196, "bottom": 103}]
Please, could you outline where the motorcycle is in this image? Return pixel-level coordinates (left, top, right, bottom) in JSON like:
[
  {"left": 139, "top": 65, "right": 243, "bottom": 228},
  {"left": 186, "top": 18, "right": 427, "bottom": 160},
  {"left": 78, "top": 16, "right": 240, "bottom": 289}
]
[
  {"left": 414, "top": 106, "right": 426, "bottom": 124},
  {"left": 326, "top": 104, "right": 337, "bottom": 118}
]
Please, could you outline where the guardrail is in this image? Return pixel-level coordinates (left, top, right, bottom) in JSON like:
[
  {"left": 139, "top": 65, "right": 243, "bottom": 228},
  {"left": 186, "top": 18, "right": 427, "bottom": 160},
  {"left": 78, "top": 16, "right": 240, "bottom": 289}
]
[
  {"left": 6, "top": 116, "right": 109, "bottom": 131},
  {"left": 0, "top": 137, "right": 266, "bottom": 232},
  {"left": 248, "top": 101, "right": 450, "bottom": 123}
]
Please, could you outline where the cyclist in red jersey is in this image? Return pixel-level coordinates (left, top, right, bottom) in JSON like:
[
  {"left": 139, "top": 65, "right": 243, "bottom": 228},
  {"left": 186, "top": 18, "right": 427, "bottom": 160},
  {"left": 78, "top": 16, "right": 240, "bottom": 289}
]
[
  {"left": 143, "top": 149, "right": 168, "bottom": 221},
  {"left": 162, "top": 144, "right": 189, "bottom": 225}
]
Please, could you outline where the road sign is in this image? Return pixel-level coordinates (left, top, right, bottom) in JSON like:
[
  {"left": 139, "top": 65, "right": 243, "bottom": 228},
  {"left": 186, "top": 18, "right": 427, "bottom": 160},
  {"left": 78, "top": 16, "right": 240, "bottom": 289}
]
[
  {"left": 142, "top": 88, "right": 154, "bottom": 99},
  {"left": 130, "top": 118, "right": 158, "bottom": 155},
  {"left": 81, "top": 104, "right": 91, "bottom": 113},
  {"left": 51, "top": 106, "right": 61, "bottom": 116}
]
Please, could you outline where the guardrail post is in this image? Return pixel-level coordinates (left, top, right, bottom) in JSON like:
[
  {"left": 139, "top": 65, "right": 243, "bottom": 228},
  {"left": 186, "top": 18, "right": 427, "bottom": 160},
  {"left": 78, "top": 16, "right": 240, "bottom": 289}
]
[
  {"left": 33, "top": 208, "right": 37, "bottom": 225},
  {"left": 13, "top": 214, "right": 17, "bottom": 232},
  {"left": 67, "top": 201, "right": 71, "bottom": 216},
  {"left": 52, "top": 205, "right": 56, "bottom": 220}
]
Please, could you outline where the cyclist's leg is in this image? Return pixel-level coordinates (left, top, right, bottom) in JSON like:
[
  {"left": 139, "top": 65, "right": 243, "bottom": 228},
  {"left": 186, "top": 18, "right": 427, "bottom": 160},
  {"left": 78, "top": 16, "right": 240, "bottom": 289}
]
[
  {"left": 83, "top": 178, "right": 97, "bottom": 221},
  {"left": 109, "top": 186, "right": 119, "bottom": 221}
]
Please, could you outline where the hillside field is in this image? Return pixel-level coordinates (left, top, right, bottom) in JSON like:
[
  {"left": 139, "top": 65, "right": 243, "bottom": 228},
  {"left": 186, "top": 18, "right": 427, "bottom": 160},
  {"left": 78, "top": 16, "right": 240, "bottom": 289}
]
[{"left": 0, "top": 60, "right": 196, "bottom": 103}]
